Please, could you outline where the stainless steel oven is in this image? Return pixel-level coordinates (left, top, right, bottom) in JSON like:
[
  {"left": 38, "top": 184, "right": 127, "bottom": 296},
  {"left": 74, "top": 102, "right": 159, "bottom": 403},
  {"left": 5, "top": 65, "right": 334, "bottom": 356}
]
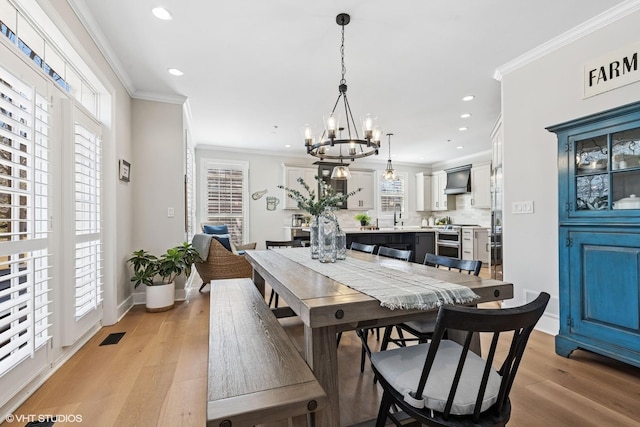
[{"left": 436, "top": 228, "right": 461, "bottom": 259}]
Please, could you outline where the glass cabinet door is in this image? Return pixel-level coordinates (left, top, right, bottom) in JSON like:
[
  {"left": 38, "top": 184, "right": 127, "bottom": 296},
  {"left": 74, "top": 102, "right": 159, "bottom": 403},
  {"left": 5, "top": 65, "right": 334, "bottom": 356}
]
[{"left": 571, "top": 125, "right": 640, "bottom": 214}]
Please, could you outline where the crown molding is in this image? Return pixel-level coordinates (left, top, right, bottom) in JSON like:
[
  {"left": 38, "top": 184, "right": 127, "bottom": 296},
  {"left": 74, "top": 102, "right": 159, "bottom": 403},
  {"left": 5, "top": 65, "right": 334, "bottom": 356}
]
[
  {"left": 132, "top": 90, "right": 187, "bottom": 104},
  {"left": 494, "top": 0, "right": 640, "bottom": 81},
  {"left": 67, "top": 0, "right": 136, "bottom": 96}
]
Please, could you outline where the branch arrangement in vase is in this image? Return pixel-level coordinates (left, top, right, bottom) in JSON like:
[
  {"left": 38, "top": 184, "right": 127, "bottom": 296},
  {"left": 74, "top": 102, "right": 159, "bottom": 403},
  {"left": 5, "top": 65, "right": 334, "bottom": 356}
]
[{"left": 278, "top": 176, "right": 361, "bottom": 216}]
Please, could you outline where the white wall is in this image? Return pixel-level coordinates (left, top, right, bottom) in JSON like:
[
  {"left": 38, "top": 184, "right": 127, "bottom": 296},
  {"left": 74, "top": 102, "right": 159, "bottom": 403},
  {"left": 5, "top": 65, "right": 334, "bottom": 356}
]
[
  {"left": 501, "top": 10, "right": 640, "bottom": 333},
  {"left": 132, "top": 99, "right": 186, "bottom": 253}
]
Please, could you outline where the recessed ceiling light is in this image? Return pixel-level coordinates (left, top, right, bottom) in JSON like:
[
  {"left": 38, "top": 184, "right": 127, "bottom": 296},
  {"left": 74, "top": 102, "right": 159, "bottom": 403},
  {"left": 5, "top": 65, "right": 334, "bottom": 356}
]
[
  {"left": 168, "top": 68, "right": 183, "bottom": 76},
  {"left": 284, "top": 144, "right": 291, "bottom": 148},
  {"left": 457, "top": 145, "right": 464, "bottom": 149},
  {"left": 152, "top": 7, "right": 173, "bottom": 20},
  {"left": 459, "top": 127, "right": 468, "bottom": 131},
  {"left": 460, "top": 113, "right": 471, "bottom": 119},
  {"left": 462, "top": 95, "right": 475, "bottom": 102}
]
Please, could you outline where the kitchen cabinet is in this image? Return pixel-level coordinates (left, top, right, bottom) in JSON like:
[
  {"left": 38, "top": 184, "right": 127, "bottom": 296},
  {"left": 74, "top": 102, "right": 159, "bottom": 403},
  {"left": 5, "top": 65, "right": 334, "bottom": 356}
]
[
  {"left": 547, "top": 101, "right": 640, "bottom": 369},
  {"left": 461, "top": 228, "right": 490, "bottom": 264},
  {"left": 471, "top": 163, "right": 491, "bottom": 208},
  {"left": 415, "top": 172, "right": 432, "bottom": 211},
  {"left": 431, "top": 171, "right": 456, "bottom": 211},
  {"left": 413, "top": 232, "right": 435, "bottom": 264},
  {"left": 348, "top": 170, "right": 374, "bottom": 210},
  {"left": 283, "top": 165, "right": 317, "bottom": 209}
]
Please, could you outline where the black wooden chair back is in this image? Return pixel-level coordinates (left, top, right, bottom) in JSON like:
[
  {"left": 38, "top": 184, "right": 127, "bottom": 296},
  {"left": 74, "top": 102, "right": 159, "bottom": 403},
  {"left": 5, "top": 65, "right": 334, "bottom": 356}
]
[
  {"left": 265, "top": 240, "right": 302, "bottom": 249},
  {"left": 377, "top": 246, "right": 412, "bottom": 262},
  {"left": 365, "top": 292, "right": 550, "bottom": 426},
  {"left": 424, "top": 253, "right": 482, "bottom": 276},
  {"left": 350, "top": 242, "right": 376, "bottom": 254}
]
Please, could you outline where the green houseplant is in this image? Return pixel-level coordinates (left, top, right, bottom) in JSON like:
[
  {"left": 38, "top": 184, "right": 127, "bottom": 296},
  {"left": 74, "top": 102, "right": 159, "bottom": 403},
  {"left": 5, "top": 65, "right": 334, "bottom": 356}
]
[
  {"left": 354, "top": 212, "right": 371, "bottom": 226},
  {"left": 127, "top": 242, "right": 202, "bottom": 312}
]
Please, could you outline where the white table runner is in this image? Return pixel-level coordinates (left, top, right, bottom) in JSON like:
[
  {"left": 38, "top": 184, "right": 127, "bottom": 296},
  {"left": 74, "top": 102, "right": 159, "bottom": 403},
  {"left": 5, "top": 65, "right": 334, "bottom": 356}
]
[{"left": 275, "top": 248, "right": 479, "bottom": 310}]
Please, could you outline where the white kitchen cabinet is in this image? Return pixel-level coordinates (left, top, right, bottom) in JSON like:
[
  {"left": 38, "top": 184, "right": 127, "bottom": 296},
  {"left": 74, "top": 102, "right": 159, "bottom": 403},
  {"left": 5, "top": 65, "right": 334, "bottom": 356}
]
[
  {"left": 415, "top": 172, "right": 432, "bottom": 211},
  {"left": 431, "top": 171, "right": 456, "bottom": 211},
  {"left": 471, "top": 163, "right": 491, "bottom": 208},
  {"left": 474, "top": 229, "right": 490, "bottom": 264},
  {"left": 283, "top": 165, "right": 317, "bottom": 209},
  {"left": 348, "top": 170, "right": 374, "bottom": 210},
  {"left": 462, "top": 228, "right": 490, "bottom": 264},
  {"left": 461, "top": 229, "right": 474, "bottom": 260}
]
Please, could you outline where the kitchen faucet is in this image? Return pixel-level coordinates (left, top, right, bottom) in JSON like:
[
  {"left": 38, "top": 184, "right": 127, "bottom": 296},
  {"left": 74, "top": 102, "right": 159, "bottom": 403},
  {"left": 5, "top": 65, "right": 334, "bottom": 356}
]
[{"left": 393, "top": 203, "right": 402, "bottom": 227}]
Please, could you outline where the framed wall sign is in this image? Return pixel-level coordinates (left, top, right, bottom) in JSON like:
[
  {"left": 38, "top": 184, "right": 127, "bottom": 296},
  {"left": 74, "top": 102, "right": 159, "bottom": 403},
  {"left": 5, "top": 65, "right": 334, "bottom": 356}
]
[{"left": 119, "top": 159, "right": 131, "bottom": 182}]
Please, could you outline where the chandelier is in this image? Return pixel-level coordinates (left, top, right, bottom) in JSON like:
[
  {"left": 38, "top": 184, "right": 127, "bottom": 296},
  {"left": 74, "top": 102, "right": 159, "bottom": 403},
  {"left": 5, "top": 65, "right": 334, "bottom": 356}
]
[
  {"left": 304, "top": 13, "right": 383, "bottom": 174},
  {"left": 382, "top": 133, "right": 397, "bottom": 181}
]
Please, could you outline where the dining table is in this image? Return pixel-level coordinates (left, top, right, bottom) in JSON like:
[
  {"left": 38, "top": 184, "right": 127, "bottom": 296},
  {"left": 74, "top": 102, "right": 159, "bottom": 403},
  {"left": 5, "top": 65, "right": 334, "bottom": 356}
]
[{"left": 245, "top": 248, "right": 513, "bottom": 427}]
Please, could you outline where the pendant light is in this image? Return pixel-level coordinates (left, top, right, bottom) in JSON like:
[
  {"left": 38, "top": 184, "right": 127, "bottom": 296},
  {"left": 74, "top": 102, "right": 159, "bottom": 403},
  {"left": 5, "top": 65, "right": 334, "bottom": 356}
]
[
  {"left": 304, "top": 13, "right": 383, "bottom": 163},
  {"left": 383, "top": 133, "right": 397, "bottom": 181}
]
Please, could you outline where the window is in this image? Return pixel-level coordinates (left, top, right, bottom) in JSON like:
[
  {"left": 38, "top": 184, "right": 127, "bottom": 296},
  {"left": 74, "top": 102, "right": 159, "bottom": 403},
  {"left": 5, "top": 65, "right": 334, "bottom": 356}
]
[
  {"left": 203, "top": 161, "right": 248, "bottom": 244},
  {"left": 380, "top": 174, "right": 406, "bottom": 213},
  {"left": 0, "top": 63, "right": 51, "bottom": 376}
]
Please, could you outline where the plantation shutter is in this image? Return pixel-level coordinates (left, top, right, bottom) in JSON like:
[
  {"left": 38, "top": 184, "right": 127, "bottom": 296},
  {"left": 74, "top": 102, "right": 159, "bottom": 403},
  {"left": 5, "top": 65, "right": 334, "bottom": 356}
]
[
  {"left": 380, "top": 176, "right": 405, "bottom": 212},
  {"left": 61, "top": 103, "right": 102, "bottom": 346},
  {"left": 0, "top": 64, "right": 51, "bottom": 376},
  {"left": 205, "top": 164, "right": 246, "bottom": 244}
]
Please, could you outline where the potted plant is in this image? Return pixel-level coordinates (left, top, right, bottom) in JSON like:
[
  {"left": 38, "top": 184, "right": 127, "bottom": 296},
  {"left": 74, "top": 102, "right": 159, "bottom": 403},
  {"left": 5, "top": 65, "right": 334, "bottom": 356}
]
[
  {"left": 354, "top": 212, "right": 371, "bottom": 226},
  {"left": 127, "top": 242, "right": 202, "bottom": 312}
]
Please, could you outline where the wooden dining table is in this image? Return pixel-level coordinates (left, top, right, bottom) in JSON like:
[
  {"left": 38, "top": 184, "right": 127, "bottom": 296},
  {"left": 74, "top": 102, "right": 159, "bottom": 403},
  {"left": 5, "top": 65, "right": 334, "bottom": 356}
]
[{"left": 245, "top": 248, "right": 513, "bottom": 427}]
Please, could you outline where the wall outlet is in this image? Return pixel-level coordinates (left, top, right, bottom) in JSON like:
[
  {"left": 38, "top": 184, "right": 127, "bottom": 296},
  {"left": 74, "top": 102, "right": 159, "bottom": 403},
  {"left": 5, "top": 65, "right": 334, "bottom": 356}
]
[{"left": 167, "top": 207, "right": 175, "bottom": 218}]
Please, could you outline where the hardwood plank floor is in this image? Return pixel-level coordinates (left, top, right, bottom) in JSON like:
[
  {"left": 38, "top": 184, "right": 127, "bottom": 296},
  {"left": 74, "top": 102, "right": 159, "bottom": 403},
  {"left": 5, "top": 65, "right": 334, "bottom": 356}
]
[{"left": 8, "top": 274, "right": 640, "bottom": 427}]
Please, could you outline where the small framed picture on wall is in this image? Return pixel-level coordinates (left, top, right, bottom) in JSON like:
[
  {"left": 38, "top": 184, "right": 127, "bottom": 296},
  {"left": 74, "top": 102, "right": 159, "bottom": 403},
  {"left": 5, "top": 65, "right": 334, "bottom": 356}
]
[{"left": 119, "top": 159, "right": 131, "bottom": 182}]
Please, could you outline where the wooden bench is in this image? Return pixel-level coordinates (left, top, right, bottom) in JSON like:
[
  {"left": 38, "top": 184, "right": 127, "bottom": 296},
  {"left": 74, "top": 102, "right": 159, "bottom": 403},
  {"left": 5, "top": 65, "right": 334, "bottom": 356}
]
[{"left": 207, "top": 278, "right": 327, "bottom": 426}]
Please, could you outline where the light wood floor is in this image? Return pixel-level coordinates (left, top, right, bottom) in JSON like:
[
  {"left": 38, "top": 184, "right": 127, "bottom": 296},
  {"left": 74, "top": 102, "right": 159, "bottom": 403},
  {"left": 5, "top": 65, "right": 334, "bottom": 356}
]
[{"left": 9, "top": 274, "right": 640, "bottom": 427}]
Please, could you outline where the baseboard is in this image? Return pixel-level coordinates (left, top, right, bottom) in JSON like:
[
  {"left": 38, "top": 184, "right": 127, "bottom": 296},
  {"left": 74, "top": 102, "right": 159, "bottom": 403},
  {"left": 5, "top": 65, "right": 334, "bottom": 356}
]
[{"left": 117, "top": 295, "right": 134, "bottom": 320}]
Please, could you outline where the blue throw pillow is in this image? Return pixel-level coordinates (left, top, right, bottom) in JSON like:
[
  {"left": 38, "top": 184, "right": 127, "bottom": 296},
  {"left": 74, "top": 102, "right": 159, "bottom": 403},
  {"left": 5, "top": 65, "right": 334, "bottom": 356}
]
[
  {"left": 203, "top": 224, "right": 229, "bottom": 235},
  {"left": 212, "top": 234, "right": 232, "bottom": 252}
]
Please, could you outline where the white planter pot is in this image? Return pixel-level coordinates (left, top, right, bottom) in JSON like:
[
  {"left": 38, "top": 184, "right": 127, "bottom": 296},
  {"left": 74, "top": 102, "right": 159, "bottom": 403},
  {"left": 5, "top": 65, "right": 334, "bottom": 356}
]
[{"left": 145, "top": 282, "right": 175, "bottom": 312}]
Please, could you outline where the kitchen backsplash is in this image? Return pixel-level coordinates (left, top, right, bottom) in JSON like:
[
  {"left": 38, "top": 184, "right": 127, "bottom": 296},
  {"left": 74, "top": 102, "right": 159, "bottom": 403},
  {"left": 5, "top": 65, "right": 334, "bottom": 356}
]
[{"left": 329, "top": 193, "right": 491, "bottom": 228}]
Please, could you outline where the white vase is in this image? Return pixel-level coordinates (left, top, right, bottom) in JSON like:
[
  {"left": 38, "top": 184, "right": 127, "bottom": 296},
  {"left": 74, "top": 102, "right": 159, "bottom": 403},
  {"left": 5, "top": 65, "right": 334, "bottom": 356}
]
[{"left": 145, "top": 282, "right": 175, "bottom": 312}]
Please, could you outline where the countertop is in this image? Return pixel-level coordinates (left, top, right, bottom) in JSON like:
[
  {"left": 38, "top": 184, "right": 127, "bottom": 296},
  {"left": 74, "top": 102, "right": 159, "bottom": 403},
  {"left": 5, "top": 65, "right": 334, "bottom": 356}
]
[{"left": 293, "top": 226, "right": 489, "bottom": 234}]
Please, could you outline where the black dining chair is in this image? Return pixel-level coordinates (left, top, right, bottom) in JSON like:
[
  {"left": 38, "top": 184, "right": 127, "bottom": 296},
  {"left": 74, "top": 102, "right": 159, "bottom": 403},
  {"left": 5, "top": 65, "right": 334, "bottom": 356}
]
[
  {"left": 265, "top": 240, "right": 302, "bottom": 307},
  {"left": 355, "top": 245, "right": 412, "bottom": 373},
  {"left": 381, "top": 253, "right": 483, "bottom": 350},
  {"left": 361, "top": 292, "right": 550, "bottom": 427},
  {"left": 377, "top": 246, "right": 412, "bottom": 261},
  {"left": 350, "top": 242, "right": 376, "bottom": 254}
]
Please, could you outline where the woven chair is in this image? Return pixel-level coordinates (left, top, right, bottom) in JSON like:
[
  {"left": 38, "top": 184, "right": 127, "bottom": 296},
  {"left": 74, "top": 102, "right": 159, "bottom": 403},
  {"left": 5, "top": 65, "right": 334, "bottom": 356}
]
[{"left": 194, "top": 237, "right": 255, "bottom": 292}]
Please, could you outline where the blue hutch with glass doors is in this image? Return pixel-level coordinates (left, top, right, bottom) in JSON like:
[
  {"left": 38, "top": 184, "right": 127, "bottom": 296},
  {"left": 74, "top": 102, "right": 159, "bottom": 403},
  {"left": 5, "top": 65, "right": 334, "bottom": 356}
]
[{"left": 547, "top": 101, "right": 640, "bottom": 368}]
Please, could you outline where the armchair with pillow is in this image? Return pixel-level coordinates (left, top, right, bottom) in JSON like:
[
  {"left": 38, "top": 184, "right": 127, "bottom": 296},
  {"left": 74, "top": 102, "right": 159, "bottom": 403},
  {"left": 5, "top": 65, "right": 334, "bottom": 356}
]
[{"left": 193, "top": 223, "right": 257, "bottom": 291}]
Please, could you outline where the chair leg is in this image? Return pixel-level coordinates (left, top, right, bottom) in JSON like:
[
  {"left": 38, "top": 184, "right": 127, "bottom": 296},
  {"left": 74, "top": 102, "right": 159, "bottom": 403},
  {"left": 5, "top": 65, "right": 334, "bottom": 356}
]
[
  {"left": 336, "top": 332, "right": 342, "bottom": 346},
  {"left": 360, "top": 343, "right": 367, "bottom": 373},
  {"left": 376, "top": 391, "right": 394, "bottom": 427},
  {"left": 381, "top": 326, "right": 393, "bottom": 351},
  {"left": 198, "top": 282, "right": 207, "bottom": 292},
  {"left": 268, "top": 290, "right": 280, "bottom": 308}
]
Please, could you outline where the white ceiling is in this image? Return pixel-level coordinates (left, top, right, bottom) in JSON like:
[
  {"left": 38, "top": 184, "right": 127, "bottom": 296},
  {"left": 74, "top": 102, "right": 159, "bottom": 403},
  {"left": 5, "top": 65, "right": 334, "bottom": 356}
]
[{"left": 72, "top": 0, "right": 626, "bottom": 165}]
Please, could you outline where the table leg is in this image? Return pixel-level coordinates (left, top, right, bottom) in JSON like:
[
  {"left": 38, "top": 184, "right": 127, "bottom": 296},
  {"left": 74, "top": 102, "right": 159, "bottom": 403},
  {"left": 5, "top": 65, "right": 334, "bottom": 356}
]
[
  {"left": 304, "top": 324, "right": 340, "bottom": 427},
  {"left": 252, "top": 269, "right": 265, "bottom": 297}
]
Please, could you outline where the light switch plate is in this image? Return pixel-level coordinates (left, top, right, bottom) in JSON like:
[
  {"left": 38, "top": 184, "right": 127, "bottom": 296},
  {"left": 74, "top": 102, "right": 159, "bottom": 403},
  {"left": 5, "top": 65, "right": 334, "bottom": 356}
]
[
  {"left": 167, "top": 207, "right": 175, "bottom": 218},
  {"left": 512, "top": 201, "right": 534, "bottom": 214}
]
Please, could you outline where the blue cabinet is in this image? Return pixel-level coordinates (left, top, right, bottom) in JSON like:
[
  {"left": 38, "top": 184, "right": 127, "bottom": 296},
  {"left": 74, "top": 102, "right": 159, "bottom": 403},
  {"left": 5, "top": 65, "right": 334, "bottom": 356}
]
[{"left": 548, "top": 101, "right": 640, "bottom": 368}]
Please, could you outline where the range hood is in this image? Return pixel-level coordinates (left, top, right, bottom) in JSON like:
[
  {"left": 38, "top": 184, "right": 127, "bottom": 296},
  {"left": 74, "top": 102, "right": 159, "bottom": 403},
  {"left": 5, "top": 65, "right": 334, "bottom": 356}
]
[{"left": 444, "top": 164, "right": 472, "bottom": 194}]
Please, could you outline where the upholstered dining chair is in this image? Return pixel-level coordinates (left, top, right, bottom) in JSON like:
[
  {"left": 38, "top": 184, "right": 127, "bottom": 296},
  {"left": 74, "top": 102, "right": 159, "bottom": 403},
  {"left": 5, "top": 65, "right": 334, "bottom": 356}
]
[
  {"left": 361, "top": 292, "right": 550, "bottom": 427},
  {"left": 381, "top": 253, "right": 483, "bottom": 350},
  {"left": 265, "top": 240, "right": 302, "bottom": 307}
]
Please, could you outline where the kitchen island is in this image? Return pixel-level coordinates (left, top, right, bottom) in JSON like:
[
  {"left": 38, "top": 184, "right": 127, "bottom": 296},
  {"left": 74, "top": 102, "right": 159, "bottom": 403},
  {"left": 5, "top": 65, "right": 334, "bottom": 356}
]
[{"left": 344, "top": 227, "right": 437, "bottom": 263}]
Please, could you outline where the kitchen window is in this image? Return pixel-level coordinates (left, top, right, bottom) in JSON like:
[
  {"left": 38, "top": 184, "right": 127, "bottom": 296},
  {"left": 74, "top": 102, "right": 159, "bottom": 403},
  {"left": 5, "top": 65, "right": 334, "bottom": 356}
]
[{"left": 380, "top": 172, "right": 406, "bottom": 213}]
